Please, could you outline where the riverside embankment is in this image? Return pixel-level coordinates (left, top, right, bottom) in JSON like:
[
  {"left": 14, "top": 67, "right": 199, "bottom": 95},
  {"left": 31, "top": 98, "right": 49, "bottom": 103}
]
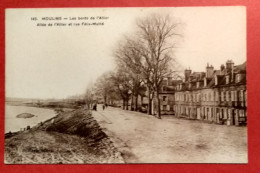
[{"left": 5, "top": 108, "right": 124, "bottom": 164}]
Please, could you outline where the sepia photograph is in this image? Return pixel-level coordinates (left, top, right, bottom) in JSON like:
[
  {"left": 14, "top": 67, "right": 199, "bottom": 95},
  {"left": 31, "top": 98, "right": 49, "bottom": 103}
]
[{"left": 5, "top": 7, "right": 247, "bottom": 164}]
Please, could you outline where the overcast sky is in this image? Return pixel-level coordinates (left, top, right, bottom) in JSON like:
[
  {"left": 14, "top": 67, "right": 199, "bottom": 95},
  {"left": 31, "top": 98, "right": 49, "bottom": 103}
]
[{"left": 6, "top": 7, "right": 246, "bottom": 99}]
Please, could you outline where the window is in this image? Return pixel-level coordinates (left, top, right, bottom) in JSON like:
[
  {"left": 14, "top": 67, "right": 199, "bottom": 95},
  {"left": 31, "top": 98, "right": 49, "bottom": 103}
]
[
  {"left": 170, "top": 105, "right": 173, "bottom": 111},
  {"left": 240, "top": 90, "right": 244, "bottom": 102},
  {"left": 227, "top": 109, "right": 230, "bottom": 119},
  {"left": 220, "top": 109, "right": 224, "bottom": 119},
  {"left": 239, "top": 110, "right": 244, "bottom": 117},
  {"left": 215, "top": 92, "right": 218, "bottom": 101},
  {"left": 163, "top": 96, "right": 167, "bottom": 101},
  {"left": 245, "top": 91, "right": 247, "bottom": 106},
  {"left": 226, "top": 76, "right": 229, "bottom": 84},
  {"left": 197, "top": 82, "right": 200, "bottom": 88},
  {"left": 163, "top": 105, "right": 167, "bottom": 111},
  {"left": 224, "top": 109, "right": 227, "bottom": 119},
  {"left": 226, "top": 91, "right": 229, "bottom": 101},
  {"left": 215, "top": 76, "right": 218, "bottom": 85},
  {"left": 162, "top": 86, "right": 166, "bottom": 91},
  {"left": 236, "top": 74, "right": 241, "bottom": 83}
]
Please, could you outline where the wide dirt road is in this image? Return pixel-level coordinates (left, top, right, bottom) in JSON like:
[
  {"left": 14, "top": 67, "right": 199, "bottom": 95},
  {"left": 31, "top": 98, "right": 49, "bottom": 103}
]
[{"left": 92, "top": 105, "right": 247, "bottom": 163}]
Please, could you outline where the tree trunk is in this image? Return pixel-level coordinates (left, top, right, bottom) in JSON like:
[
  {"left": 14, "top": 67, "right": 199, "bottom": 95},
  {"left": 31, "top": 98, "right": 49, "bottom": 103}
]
[
  {"left": 157, "top": 90, "right": 161, "bottom": 119},
  {"left": 135, "top": 94, "right": 138, "bottom": 111},
  {"left": 123, "top": 99, "right": 125, "bottom": 110},
  {"left": 131, "top": 94, "right": 134, "bottom": 111},
  {"left": 126, "top": 98, "right": 129, "bottom": 110},
  {"left": 147, "top": 89, "right": 152, "bottom": 115}
]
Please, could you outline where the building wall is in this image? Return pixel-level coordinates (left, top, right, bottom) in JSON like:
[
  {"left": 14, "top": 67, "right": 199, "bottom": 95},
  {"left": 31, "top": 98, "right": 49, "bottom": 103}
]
[
  {"left": 216, "top": 84, "right": 247, "bottom": 125},
  {"left": 159, "top": 93, "right": 175, "bottom": 114},
  {"left": 174, "top": 84, "right": 247, "bottom": 126}
]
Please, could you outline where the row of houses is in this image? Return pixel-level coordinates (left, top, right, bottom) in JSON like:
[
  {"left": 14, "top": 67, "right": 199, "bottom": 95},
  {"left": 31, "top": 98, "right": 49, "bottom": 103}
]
[{"left": 156, "top": 60, "right": 247, "bottom": 126}]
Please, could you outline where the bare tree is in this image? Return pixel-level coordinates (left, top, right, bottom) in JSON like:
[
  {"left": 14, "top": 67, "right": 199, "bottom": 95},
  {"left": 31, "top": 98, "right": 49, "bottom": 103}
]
[
  {"left": 112, "top": 13, "right": 181, "bottom": 117},
  {"left": 135, "top": 14, "right": 181, "bottom": 118},
  {"left": 114, "top": 38, "right": 146, "bottom": 111}
]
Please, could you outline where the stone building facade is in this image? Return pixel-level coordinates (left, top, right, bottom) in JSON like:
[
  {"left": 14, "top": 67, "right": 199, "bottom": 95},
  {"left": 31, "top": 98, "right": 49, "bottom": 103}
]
[
  {"left": 152, "top": 78, "right": 182, "bottom": 115},
  {"left": 174, "top": 60, "right": 247, "bottom": 126}
]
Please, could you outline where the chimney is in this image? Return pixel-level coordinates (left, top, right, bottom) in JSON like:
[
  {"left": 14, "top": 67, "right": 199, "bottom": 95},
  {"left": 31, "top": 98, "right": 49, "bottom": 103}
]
[
  {"left": 206, "top": 63, "right": 214, "bottom": 78},
  {"left": 226, "top": 60, "right": 234, "bottom": 81},
  {"left": 220, "top": 64, "right": 225, "bottom": 74},
  {"left": 184, "top": 69, "right": 192, "bottom": 82}
]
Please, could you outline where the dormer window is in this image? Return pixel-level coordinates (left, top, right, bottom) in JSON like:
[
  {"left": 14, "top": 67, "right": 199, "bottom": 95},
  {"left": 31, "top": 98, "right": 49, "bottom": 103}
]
[
  {"left": 204, "top": 78, "right": 207, "bottom": 87},
  {"left": 236, "top": 74, "right": 241, "bottom": 83},
  {"left": 196, "top": 82, "right": 200, "bottom": 88},
  {"left": 226, "top": 76, "right": 229, "bottom": 84}
]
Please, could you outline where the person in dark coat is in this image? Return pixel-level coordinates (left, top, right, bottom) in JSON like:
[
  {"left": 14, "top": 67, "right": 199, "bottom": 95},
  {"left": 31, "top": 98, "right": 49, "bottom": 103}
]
[{"left": 93, "top": 104, "right": 97, "bottom": 111}]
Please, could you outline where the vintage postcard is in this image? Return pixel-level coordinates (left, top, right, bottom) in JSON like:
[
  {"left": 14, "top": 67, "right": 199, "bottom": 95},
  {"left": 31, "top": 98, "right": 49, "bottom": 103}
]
[{"left": 5, "top": 7, "right": 247, "bottom": 164}]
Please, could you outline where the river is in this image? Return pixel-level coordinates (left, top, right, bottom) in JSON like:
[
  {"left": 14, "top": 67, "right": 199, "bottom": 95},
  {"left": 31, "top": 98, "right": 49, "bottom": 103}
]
[{"left": 5, "top": 105, "right": 57, "bottom": 133}]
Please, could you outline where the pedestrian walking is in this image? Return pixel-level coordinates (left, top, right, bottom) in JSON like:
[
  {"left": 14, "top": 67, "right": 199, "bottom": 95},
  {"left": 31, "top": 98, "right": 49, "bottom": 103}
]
[
  {"left": 93, "top": 104, "right": 97, "bottom": 111},
  {"left": 103, "top": 104, "right": 105, "bottom": 110}
]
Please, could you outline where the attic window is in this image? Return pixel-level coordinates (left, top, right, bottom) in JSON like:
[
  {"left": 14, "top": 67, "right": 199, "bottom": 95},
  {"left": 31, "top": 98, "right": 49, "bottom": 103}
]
[
  {"left": 196, "top": 82, "right": 200, "bottom": 88},
  {"left": 226, "top": 76, "right": 229, "bottom": 84},
  {"left": 236, "top": 74, "right": 241, "bottom": 83}
]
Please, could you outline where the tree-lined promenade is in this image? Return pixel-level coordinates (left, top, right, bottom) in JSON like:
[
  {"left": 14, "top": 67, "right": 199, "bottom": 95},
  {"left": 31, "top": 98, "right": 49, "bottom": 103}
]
[{"left": 88, "top": 14, "right": 182, "bottom": 119}]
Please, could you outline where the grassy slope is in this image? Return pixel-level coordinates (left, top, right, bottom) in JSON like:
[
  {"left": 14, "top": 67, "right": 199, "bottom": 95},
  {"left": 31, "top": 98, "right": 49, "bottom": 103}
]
[{"left": 5, "top": 108, "right": 124, "bottom": 164}]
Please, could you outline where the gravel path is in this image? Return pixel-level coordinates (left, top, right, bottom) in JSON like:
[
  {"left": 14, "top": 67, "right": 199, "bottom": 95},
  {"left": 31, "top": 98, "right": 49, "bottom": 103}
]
[{"left": 92, "top": 105, "right": 247, "bottom": 163}]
